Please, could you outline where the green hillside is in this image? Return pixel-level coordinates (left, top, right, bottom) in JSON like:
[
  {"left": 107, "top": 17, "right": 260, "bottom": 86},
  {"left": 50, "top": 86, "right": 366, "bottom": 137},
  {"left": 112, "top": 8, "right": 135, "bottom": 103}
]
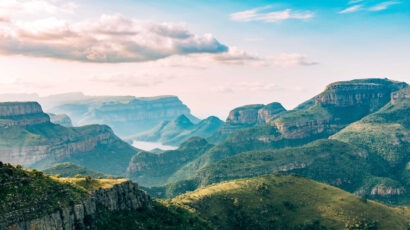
[
  {"left": 144, "top": 140, "right": 372, "bottom": 198},
  {"left": 0, "top": 162, "right": 209, "bottom": 229},
  {"left": 172, "top": 174, "right": 410, "bottom": 229},
  {"left": 43, "top": 162, "right": 112, "bottom": 178},
  {"left": 133, "top": 115, "right": 223, "bottom": 146},
  {"left": 161, "top": 79, "right": 407, "bottom": 183},
  {"left": 127, "top": 137, "right": 213, "bottom": 186}
]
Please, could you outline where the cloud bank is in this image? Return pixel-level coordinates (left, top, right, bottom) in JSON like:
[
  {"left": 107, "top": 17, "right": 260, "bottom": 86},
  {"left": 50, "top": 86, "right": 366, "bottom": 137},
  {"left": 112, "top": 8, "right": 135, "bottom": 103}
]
[{"left": 0, "top": 14, "right": 228, "bottom": 62}]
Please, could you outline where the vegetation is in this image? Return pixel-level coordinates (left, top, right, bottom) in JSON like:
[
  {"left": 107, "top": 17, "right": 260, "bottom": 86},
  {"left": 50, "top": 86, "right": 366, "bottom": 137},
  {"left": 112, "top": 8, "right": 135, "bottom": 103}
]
[
  {"left": 43, "top": 162, "right": 113, "bottom": 178},
  {"left": 95, "top": 200, "right": 210, "bottom": 229},
  {"left": 171, "top": 174, "right": 410, "bottom": 229},
  {"left": 0, "top": 162, "right": 88, "bottom": 221},
  {"left": 127, "top": 137, "right": 213, "bottom": 186}
]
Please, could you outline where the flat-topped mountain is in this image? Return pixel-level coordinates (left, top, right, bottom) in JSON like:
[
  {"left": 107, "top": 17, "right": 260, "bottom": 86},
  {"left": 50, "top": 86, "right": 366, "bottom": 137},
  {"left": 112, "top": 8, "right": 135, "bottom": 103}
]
[
  {"left": 133, "top": 115, "right": 223, "bottom": 146},
  {"left": 137, "top": 79, "right": 410, "bottom": 193},
  {"left": 0, "top": 102, "right": 137, "bottom": 176},
  {"left": 0, "top": 102, "right": 50, "bottom": 127},
  {"left": 49, "top": 95, "right": 199, "bottom": 136},
  {"left": 209, "top": 102, "right": 286, "bottom": 143}
]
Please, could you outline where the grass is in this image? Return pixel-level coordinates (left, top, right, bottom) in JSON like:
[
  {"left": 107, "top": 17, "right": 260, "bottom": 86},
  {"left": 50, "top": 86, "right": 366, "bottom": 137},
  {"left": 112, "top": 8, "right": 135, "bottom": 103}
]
[{"left": 171, "top": 174, "right": 410, "bottom": 229}]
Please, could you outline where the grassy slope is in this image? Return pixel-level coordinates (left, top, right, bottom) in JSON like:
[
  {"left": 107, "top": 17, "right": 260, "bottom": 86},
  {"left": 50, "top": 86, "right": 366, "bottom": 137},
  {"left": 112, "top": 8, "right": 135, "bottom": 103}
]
[
  {"left": 145, "top": 139, "right": 373, "bottom": 198},
  {"left": 172, "top": 174, "right": 410, "bottom": 230},
  {"left": 127, "top": 137, "right": 213, "bottom": 187},
  {"left": 43, "top": 162, "right": 112, "bottom": 178},
  {"left": 0, "top": 163, "right": 210, "bottom": 229}
]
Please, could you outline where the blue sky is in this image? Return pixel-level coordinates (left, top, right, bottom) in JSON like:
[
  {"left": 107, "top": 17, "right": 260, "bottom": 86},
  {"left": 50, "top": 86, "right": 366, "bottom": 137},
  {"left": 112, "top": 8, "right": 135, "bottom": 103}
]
[{"left": 0, "top": 0, "right": 409, "bottom": 118}]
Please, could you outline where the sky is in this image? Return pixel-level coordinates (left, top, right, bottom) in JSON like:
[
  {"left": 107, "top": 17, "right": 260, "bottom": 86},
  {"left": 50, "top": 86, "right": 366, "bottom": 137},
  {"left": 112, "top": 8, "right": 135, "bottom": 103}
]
[{"left": 0, "top": 0, "right": 409, "bottom": 119}]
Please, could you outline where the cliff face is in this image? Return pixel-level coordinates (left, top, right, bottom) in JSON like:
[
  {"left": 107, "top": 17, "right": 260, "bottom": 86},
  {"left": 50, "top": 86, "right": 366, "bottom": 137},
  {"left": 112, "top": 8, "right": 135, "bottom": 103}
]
[
  {"left": 220, "top": 103, "right": 286, "bottom": 135},
  {"left": 270, "top": 79, "right": 408, "bottom": 140},
  {"left": 48, "top": 113, "right": 73, "bottom": 127},
  {"left": 1, "top": 181, "right": 151, "bottom": 230},
  {"left": 0, "top": 102, "right": 50, "bottom": 127},
  {"left": 0, "top": 102, "right": 137, "bottom": 175},
  {"left": 50, "top": 96, "right": 198, "bottom": 136}
]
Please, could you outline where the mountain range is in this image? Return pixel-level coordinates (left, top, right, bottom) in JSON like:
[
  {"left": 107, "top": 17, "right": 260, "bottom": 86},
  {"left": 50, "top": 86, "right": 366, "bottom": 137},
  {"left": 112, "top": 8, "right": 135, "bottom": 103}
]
[{"left": 2, "top": 77, "right": 410, "bottom": 228}]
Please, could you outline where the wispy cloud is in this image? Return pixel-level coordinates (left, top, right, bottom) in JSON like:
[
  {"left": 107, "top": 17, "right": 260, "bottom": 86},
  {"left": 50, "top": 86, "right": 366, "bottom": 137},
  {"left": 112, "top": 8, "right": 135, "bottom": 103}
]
[
  {"left": 158, "top": 48, "right": 317, "bottom": 68},
  {"left": 369, "top": 1, "right": 400, "bottom": 11},
  {"left": 339, "top": 5, "right": 363, "bottom": 14},
  {"left": 230, "top": 6, "right": 314, "bottom": 23},
  {"left": 340, "top": 0, "right": 400, "bottom": 14}
]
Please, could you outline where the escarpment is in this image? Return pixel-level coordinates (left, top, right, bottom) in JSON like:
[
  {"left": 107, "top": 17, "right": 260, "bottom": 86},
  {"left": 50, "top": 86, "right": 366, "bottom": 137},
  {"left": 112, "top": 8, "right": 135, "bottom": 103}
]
[
  {"left": 0, "top": 102, "right": 137, "bottom": 175},
  {"left": 0, "top": 180, "right": 151, "bottom": 230},
  {"left": 270, "top": 79, "right": 408, "bottom": 140},
  {"left": 0, "top": 102, "right": 50, "bottom": 127},
  {"left": 50, "top": 95, "right": 199, "bottom": 136}
]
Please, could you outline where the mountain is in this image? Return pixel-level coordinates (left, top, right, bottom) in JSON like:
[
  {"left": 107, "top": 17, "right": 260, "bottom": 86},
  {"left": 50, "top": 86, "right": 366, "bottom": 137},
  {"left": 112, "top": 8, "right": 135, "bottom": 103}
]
[
  {"left": 127, "top": 137, "right": 213, "bottom": 186},
  {"left": 43, "top": 162, "right": 111, "bottom": 178},
  {"left": 155, "top": 79, "right": 407, "bottom": 182},
  {"left": 0, "top": 102, "right": 137, "bottom": 176},
  {"left": 171, "top": 174, "right": 410, "bottom": 229},
  {"left": 48, "top": 113, "right": 73, "bottom": 127},
  {"left": 148, "top": 83, "right": 410, "bottom": 204},
  {"left": 331, "top": 86, "right": 410, "bottom": 203},
  {"left": 208, "top": 102, "right": 286, "bottom": 143},
  {"left": 0, "top": 163, "right": 208, "bottom": 229},
  {"left": 133, "top": 115, "right": 224, "bottom": 146},
  {"left": 144, "top": 139, "right": 370, "bottom": 198},
  {"left": 49, "top": 95, "right": 199, "bottom": 137}
]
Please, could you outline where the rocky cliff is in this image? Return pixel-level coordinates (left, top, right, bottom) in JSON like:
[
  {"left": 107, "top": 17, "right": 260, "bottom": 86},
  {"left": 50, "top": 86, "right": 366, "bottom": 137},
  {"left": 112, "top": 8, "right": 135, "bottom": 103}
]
[
  {"left": 0, "top": 102, "right": 137, "bottom": 176},
  {"left": 50, "top": 95, "right": 199, "bottom": 137},
  {"left": 0, "top": 102, "right": 50, "bottom": 127},
  {"left": 48, "top": 113, "right": 73, "bottom": 127},
  {"left": 1, "top": 180, "right": 151, "bottom": 230},
  {"left": 270, "top": 79, "right": 407, "bottom": 140},
  {"left": 213, "top": 103, "right": 286, "bottom": 142}
]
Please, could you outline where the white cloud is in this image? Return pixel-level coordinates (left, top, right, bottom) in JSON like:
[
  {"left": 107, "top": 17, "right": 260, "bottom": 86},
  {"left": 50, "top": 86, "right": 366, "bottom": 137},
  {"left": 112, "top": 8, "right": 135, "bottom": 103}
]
[
  {"left": 157, "top": 48, "right": 317, "bottom": 68},
  {"left": 369, "top": 1, "right": 400, "bottom": 11},
  {"left": 339, "top": 5, "right": 363, "bottom": 14},
  {"left": 340, "top": 1, "right": 400, "bottom": 14},
  {"left": 0, "top": 14, "right": 228, "bottom": 62},
  {"left": 0, "top": 0, "right": 76, "bottom": 20},
  {"left": 230, "top": 6, "right": 314, "bottom": 23},
  {"left": 157, "top": 47, "right": 316, "bottom": 68}
]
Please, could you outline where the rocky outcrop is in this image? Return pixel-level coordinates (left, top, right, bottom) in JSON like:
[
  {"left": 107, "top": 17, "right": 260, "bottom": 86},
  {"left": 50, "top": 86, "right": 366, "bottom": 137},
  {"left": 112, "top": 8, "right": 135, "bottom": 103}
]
[
  {"left": 219, "top": 103, "right": 286, "bottom": 134},
  {"left": 1, "top": 181, "right": 151, "bottom": 230},
  {"left": 50, "top": 95, "right": 199, "bottom": 136},
  {"left": 0, "top": 102, "right": 50, "bottom": 127},
  {"left": 48, "top": 113, "right": 73, "bottom": 127},
  {"left": 315, "top": 79, "right": 406, "bottom": 110},
  {"left": 271, "top": 79, "right": 408, "bottom": 140}
]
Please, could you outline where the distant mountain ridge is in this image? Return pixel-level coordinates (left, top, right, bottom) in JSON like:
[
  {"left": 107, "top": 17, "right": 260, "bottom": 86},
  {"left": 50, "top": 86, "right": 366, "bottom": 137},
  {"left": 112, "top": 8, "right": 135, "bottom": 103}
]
[
  {"left": 0, "top": 102, "right": 137, "bottom": 176},
  {"left": 133, "top": 115, "right": 224, "bottom": 146},
  {"left": 0, "top": 93, "right": 200, "bottom": 137},
  {"left": 49, "top": 95, "right": 199, "bottom": 137}
]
